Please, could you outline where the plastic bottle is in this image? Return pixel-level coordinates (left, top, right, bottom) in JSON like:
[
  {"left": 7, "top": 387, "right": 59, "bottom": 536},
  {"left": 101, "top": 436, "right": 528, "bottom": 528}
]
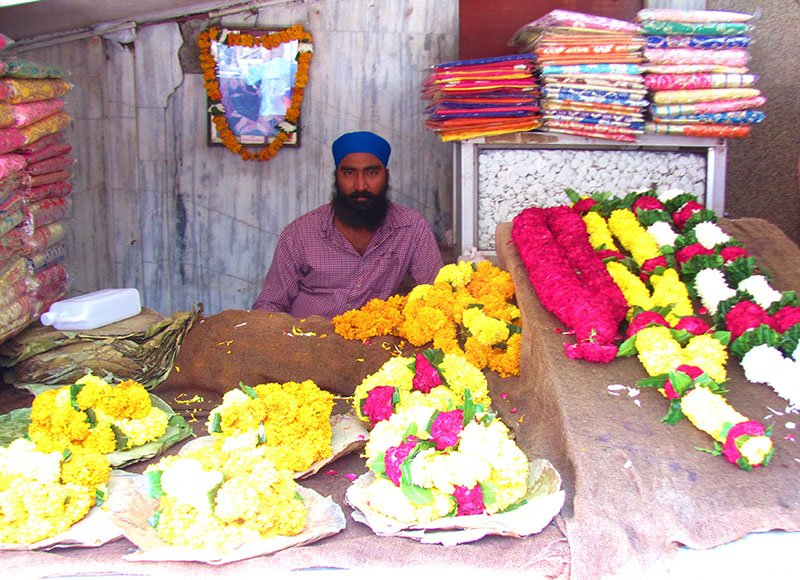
[{"left": 39, "top": 288, "right": 142, "bottom": 330}]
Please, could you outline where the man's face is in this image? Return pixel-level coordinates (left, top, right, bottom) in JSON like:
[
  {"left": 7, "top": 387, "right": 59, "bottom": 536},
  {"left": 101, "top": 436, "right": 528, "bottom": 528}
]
[{"left": 333, "top": 152, "right": 390, "bottom": 230}]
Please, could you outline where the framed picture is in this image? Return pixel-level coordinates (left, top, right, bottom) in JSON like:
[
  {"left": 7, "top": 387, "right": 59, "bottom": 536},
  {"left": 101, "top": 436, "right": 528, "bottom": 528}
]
[{"left": 199, "top": 26, "right": 313, "bottom": 161}]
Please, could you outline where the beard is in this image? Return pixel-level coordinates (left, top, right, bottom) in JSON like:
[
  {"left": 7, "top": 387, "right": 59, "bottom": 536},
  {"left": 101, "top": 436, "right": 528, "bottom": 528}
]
[{"left": 331, "top": 177, "right": 390, "bottom": 232}]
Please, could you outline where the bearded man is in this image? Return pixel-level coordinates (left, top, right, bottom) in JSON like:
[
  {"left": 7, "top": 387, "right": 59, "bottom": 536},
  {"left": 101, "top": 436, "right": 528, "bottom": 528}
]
[{"left": 252, "top": 131, "right": 443, "bottom": 318}]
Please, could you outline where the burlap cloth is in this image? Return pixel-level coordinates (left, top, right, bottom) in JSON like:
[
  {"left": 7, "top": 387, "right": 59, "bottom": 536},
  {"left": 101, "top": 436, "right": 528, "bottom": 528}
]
[{"left": 2, "top": 217, "right": 799, "bottom": 579}]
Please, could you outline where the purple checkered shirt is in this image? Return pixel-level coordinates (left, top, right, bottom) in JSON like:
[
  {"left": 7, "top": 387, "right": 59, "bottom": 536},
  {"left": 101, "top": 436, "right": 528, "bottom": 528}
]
[{"left": 253, "top": 202, "right": 443, "bottom": 319}]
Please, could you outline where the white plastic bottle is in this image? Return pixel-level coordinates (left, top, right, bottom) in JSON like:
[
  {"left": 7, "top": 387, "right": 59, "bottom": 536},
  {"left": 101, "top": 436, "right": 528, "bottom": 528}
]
[{"left": 39, "top": 288, "right": 142, "bottom": 331}]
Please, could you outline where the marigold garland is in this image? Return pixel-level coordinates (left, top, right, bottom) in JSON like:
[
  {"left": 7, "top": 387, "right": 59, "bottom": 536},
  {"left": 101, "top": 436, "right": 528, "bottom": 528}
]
[{"left": 197, "top": 25, "right": 312, "bottom": 162}]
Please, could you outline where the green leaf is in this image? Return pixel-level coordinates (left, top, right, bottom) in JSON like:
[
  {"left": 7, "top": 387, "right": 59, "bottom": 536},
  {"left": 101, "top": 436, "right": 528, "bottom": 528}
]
[
  {"left": 210, "top": 412, "right": 222, "bottom": 433},
  {"left": 147, "top": 510, "right": 161, "bottom": 529},
  {"left": 479, "top": 480, "right": 498, "bottom": 506},
  {"left": 295, "top": 491, "right": 304, "bottom": 502},
  {"left": 111, "top": 424, "right": 129, "bottom": 451},
  {"left": 257, "top": 422, "right": 266, "bottom": 445},
  {"left": 616, "top": 335, "right": 638, "bottom": 357},
  {"left": 400, "top": 481, "right": 434, "bottom": 505},
  {"left": 144, "top": 470, "right": 165, "bottom": 499},
  {"left": 712, "top": 330, "right": 731, "bottom": 346},
  {"left": 425, "top": 410, "right": 440, "bottom": 435},
  {"left": 401, "top": 422, "right": 419, "bottom": 441},
  {"left": 208, "top": 477, "right": 224, "bottom": 513},
  {"left": 637, "top": 374, "right": 667, "bottom": 389},
  {"left": 69, "top": 383, "right": 83, "bottom": 411},
  {"left": 61, "top": 448, "right": 72, "bottom": 465},
  {"left": 95, "top": 487, "right": 107, "bottom": 506},
  {"left": 662, "top": 400, "right": 686, "bottom": 425},
  {"left": 462, "top": 389, "right": 476, "bottom": 426},
  {"left": 565, "top": 188, "right": 581, "bottom": 204},
  {"left": 239, "top": 382, "right": 258, "bottom": 399},
  {"left": 507, "top": 323, "right": 522, "bottom": 335},
  {"left": 668, "top": 328, "right": 693, "bottom": 347},
  {"left": 695, "top": 441, "right": 723, "bottom": 456},
  {"left": 368, "top": 451, "right": 386, "bottom": 475}
]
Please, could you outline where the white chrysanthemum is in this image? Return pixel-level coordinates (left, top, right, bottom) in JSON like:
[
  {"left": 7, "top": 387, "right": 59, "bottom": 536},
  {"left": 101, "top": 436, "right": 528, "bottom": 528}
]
[
  {"left": 739, "top": 436, "right": 773, "bottom": 466},
  {"left": 220, "top": 388, "right": 250, "bottom": 406},
  {"left": 741, "top": 344, "right": 800, "bottom": 406},
  {"left": 363, "top": 476, "right": 454, "bottom": 523},
  {"left": 364, "top": 405, "right": 437, "bottom": 461},
  {"left": 409, "top": 448, "right": 489, "bottom": 494},
  {"left": 0, "top": 439, "right": 61, "bottom": 484},
  {"left": 160, "top": 457, "right": 224, "bottom": 513},
  {"left": 104, "top": 406, "right": 169, "bottom": 448},
  {"left": 220, "top": 429, "right": 261, "bottom": 453},
  {"left": 646, "top": 221, "right": 679, "bottom": 247},
  {"left": 680, "top": 387, "right": 747, "bottom": 437},
  {"left": 693, "top": 221, "right": 731, "bottom": 249},
  {"left": 738, "top": 275, "right": 782, "bottom": 309},
  {"left": 658, "top": 188, "right": 685, "bottom": 202},
  {"left": 694, "top": 268, "right": 736, "bottom": 315}
]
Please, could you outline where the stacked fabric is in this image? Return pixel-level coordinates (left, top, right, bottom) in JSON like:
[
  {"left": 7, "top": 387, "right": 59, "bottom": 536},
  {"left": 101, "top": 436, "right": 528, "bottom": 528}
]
[
  {"left": 509, "top": 9, "right": 647, "bottom": 143},
  {"left": 0, "top": 47, "right": 74, "bottom": 345},
  {"left": 421, "top": 54, "right": 541, "bottom": 142},
  {"left": 637, "top": 8, "right": 764, "bottom": 138}
]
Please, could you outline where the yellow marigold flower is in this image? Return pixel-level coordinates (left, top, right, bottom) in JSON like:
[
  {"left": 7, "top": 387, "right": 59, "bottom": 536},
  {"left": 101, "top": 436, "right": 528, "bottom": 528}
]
[
  {"left": 608, "top": 208, "right": 660, "bottom": 266},
  {"left": 488, "top": 333, "right": 522, "bottom": 378},
  {"left": 682, "top": 334, "right": 728, "bottom": 383},
  {"left": 636, "top": 325, "right": 683, "bottom": 376},
  {"left": 76, "top": 376, "right": 151, "bottom": 420},
  {"left": 606, "top": 260, "right": 653, "bottom": 315},
  {"left": 650, "top": 268, "right": 694, "bottom": 324},
  {"left": 434, "top": 261, "right": 475, "bottom": 288},
  {"left": 680, "top": 386, "right": 747, "bottom": 441},
  {"left": 103, "top": 406, "right": 170, "bottom": 449},
  {"left": 583, "top": 212, "right": 618, "bottom": 251},
  {"left": 60, "top": 450, "right": 111, "bottom": 488},
  {"left": 463, "top": 335, "right": 491, "bottom": 371},
  {"left": 467, "top": 260, "right": 515, "bottom": 302},
  {"left": 739, "top": 436, "right": 773, "bottom": 467},
  {"left": 462, "top": 307, "right": 510, "bottom": 346}
]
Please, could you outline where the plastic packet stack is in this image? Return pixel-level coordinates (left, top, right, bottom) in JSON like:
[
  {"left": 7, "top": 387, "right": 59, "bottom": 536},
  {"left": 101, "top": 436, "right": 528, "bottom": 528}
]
[
  {"left": 421, "top": 54, "right": 541, "bottom": 142},
  {"left": 509, "top": 9, "right": 647, "bottom": 142},
  {"left": 637, "top": 8, "right": 764, "bottom": 138},
  {"left": 0, "top": 45, "right": 74, "bottom": 344}
]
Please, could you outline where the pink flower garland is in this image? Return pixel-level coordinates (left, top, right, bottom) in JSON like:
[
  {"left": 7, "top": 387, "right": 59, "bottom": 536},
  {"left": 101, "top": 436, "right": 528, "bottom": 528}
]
[{"left": 512, "top": 206, "right": 627, "bottom": 362}]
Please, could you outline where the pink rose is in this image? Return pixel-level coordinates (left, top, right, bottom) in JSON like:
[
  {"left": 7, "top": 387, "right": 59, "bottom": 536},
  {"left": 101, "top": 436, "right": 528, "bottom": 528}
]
[
  {"left": 430, "top": 409, "right": 464, "bottom": 450},
  {"left": 412, "top": 353, "right": 442, "bottom": 394},
  {"left": 673, "top": 316, "right": 710, "bottom": 335},
  {"left": 770, "top": 306, "right": 800, "bottom": 334},
  {"left": 719, "top": 246, "right": 749, "bottom": 264},
  {"left": 453, "top": 484, "right": 485, "bottom": 516},
  {"left": 572, "top": 198, "right": 598, "bottom": 215},
  {"left": 672, "top": 201, "right": 704, "bottom": 230},
  {"left": 722, "top": 421, "right": 766, "bottom": 465},
  {"left": 362, "top": 386, "right": 396, "bottom": 428},
  {"left": 664, "top": 365, "right": 704, "bottom": 399},
  {"left": 564, "top": 341, "right": 618, "bottom": 363},
  {"left": 675, "top": 243, "right": 714, "bottom": 264},
  {"left": 725, "top": 301, "right": 769, "bottom": 339},
  {"left": 384, "top": 436, "right": 419, "bottom": 486},
  {"left": 641, "top": 256, "right": 668, "bottom": 273},
  {"left": 626, "top": 311, "right": 669, "bottom": 338},
  {"left": 633, "top": 196, "right": 664, "bottom": 213}
]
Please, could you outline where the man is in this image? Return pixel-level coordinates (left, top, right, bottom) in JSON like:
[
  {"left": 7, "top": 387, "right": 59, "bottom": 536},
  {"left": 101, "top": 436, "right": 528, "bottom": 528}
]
[{"left": 252, "top": 130, "right": 444, "bottom": 318}]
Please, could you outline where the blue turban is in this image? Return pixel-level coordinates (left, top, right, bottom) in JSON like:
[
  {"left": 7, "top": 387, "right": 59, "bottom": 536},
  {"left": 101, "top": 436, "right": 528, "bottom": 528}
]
[{"left": 332, "top": 131, "right": 391, "bottom": 168}]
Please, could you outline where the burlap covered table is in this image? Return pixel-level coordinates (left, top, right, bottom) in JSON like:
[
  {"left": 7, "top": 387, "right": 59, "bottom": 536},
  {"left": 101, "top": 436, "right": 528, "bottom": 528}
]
[{"left": 2, "top": 217, "right": 799, "bottom": 579}]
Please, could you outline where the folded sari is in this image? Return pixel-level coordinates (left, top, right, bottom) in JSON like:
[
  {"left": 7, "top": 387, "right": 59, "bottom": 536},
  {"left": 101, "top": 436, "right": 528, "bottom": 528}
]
[
  {"left": 540, "top": 64, "right": 641, "bottom": 75},
  {"left": 640, "top": 63, "right": 747, "bottom": 75},
  {"left": 646, "top": 35, "right": 750, "bottom": 49},
  {"left": 636, "top": 9, "right": 753, "bottom": 24},
  {"left": 644, "top": 48, "right": 748, "bottom": 67},
  {"left": 651, "top": 87, "right": 760, "bottom": 104},
  {"left": 640, "top": 21, "right": 750, "bottom": 37},
  {"left": 644, "top": 73, "right": 757, "bottom": 91},
  {"left": 645, "top": 122, "right": 750, "bottom": 138},
  {"left": 650, "top": 110, "right": 764, "bottom": 125},
  {"left": 650, "top": 96, "right": 766, "bottom": 117}
]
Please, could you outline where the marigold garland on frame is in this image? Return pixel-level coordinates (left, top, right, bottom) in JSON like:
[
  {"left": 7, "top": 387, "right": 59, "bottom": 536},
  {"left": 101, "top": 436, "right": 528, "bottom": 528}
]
[{"left": 197, "top": 25, "right": 312, "bottom": 162}]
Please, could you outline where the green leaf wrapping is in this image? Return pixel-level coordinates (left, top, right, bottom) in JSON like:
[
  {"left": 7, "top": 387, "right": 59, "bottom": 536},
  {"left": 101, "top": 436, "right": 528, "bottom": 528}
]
[{"left": 144, "top": 469, "right": 165, "bottom": 499}]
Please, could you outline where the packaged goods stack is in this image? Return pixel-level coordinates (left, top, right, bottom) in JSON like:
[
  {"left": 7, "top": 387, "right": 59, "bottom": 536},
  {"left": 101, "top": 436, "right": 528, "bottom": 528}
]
[
  {"left": 0, "top": 40, "right": 74, "bottom": 345},
  {"left": 637, "top": 8, "right": 764, "bottom": 138},
  {"left": 509, "top": 9, "right": 647, "bottom": 143},
  {"left": 421, "top": 53, "right": 541, "bottom": 142}
]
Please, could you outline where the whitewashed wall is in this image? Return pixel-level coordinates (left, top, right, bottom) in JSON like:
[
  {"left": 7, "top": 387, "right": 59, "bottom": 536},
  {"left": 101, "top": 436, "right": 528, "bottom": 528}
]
[{"left": 17, "top": 0, "right": 458, "bottom": 316}]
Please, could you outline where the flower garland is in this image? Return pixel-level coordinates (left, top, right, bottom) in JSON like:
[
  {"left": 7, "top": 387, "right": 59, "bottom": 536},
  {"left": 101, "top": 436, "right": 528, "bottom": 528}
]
[
  {"left": 352, "top": 348, "right": 491, "bottom": 428},
  {"left": 27, "top": 374, "right": 170, "bottom": 455},
  {"left": 0, "top": 438, "right": 111, "bottom": 544},
  {"left": 206, "top": 380, "right": 334, "bottom": 473},
  {"left": 197, "top": 25, "right": 312, "bottom": 162},
  {"left": 143, "top": 442, "right": 305, "bottom": 551},
  {"left": 333, "top": 261, "right": 522, "bottom": 377},
  {"left": 359, "top": 401, "right": 529, "bottom": 522}
]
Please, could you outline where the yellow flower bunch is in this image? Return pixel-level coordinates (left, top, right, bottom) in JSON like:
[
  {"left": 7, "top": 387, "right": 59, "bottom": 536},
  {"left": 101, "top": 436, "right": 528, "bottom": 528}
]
[
  {"left": 606, "top": 260, "right": 653, "bottom": 317},
  {"left": 144, "top": 443, "right": 305, "bottom": 551},
  {"left": 352, "top": 352, "right": 491, "bottom": 424},
  {"left": 27, "top": 374, "right": 169, "bottom": 455},
  {"left": 583, "top": 211, "right": 619, "bottom": 251},
  {"left": 334, "top": 261, "right": 521, "bottom": 376},
  {"left": 362, "top": 404, "right": 529, "bottom": 523},
  {"left": 649, "top": 268, "right": 694, "bottom": 324},
  {"left": 206, "top": 380, "right": 334, "bottom": 473},
  {"left": 607, "top": 208, "right": 661, "bottom": 266},
  {"left": 635, "top": 324, "right": 727, "bottom": 383},
  {"left": 0, "top": 439, "right": 110, "bottom": 544}
]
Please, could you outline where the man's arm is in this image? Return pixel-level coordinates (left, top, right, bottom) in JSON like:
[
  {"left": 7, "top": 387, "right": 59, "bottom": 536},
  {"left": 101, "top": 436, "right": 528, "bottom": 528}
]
[{"left": 252, "top": 232, "right": 303, "bottom": 312}]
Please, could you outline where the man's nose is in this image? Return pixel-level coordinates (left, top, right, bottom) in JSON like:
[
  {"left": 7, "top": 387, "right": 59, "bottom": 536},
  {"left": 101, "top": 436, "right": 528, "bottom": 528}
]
[{"left": 355, "top": 171, "right": 367, "bottom": 190}]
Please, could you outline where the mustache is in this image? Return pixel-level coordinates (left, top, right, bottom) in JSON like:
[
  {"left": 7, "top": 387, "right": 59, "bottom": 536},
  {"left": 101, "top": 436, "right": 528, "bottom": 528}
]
[{"left": 348, "top": 190, "right": 379, "bottom": 200}]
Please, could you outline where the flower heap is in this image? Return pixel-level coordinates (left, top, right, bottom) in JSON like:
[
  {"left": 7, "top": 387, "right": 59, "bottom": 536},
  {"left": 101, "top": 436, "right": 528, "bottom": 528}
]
[
  {"left": 206, "top": 380, "right": 334, "bottom": 473},
  {"left": 353, "top": 348, "right": 491, "bottom": 428},
  {"left": 360, "top": 400, "right": 529, "bottom": 523},
  {"left": 511, "top": 205, "right": 629, "bottom": 362},
  {"left": 27, "top": 374, "right": 170, "bottom": 455},
  {"left": 568, "top": 189, "right": 776, "bottom": 469},
  {"left": 197, "top": 25, "right": 312, "bottom": 162},
  {"left": 0, "top": 438, "right": 111, "bottom": 544},
  {"left": 143, "top": 442, "right": 305, "bottom": 551},
  {"left": 334, "top": 261, "right": 522, "bottom": 377}
]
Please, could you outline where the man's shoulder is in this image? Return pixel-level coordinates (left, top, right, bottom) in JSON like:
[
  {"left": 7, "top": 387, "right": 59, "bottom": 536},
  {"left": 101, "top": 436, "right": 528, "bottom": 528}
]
[
  {"left": 284, "top": 204, "right": 332, "bottom": 231},
  {"left": 386, "top": 202, "right": 430, "bottom": 228}
]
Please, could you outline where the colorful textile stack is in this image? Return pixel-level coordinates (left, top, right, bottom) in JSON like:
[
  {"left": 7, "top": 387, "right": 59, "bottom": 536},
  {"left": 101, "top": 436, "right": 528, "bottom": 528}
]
[
  {"left": 0, "top": 48, "right": 74, "bottom": 345},
  {"left": 509, "top": 9, "right": 647, "bottom": 143},
  {"left": 421, "top": 54, "right": 541, "bottom": 142},
  {"left": 637, "top": 8, "right": 764, "bottom": 138}
]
